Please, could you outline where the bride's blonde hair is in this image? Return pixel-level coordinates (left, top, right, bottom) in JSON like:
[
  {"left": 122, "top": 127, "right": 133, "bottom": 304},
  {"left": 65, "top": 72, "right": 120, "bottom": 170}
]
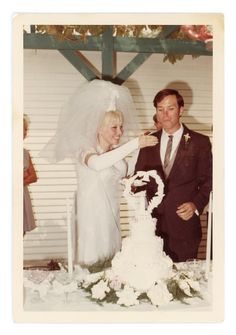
[{"left": 100, "top": 110, "right": 124, "bottom": 128}]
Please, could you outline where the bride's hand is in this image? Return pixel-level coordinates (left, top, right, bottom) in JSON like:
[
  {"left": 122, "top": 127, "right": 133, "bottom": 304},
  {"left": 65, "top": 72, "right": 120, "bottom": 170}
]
[{"left": 138, "top": 134, "right": 158, "bottom": 148}]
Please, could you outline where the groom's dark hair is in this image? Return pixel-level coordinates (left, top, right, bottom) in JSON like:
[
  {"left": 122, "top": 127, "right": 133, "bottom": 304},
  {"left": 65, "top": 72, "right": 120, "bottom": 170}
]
[{"left": 153, "top": 89, "right": 184, "bottom": 109}]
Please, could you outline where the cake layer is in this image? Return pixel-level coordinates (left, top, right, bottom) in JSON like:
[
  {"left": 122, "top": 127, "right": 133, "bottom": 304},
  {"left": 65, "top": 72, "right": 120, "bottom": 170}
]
[
  {"left": 112, "top": 251, "right": 173, "bottom": 291},
  {"left": 129, "top": 214, "right": 157, "bottom": 241},
  {"left": 121, "top": 237, "right": 164, "bottom": 260}
]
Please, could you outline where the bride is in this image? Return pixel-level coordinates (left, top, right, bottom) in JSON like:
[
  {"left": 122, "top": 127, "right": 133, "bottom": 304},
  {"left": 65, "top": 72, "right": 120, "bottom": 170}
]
[{"left": 41, "top": 80, "right": 157, "bottom": 267}]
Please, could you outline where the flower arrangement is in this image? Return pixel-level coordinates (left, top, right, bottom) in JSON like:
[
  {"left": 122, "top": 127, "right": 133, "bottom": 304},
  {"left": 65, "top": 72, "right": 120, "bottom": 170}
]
[{"left": 78, "top": 262, "right": 205, "bottom": 307}]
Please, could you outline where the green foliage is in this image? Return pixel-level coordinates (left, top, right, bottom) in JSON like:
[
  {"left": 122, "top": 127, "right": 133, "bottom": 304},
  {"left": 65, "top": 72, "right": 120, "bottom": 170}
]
[
  {"left": 167, "top": 273, "right": 203, "bottom": 304},
  {"left": 137, "top": 292, "right": 149, "bottom": 301},
  {"left": 102, "top": 289, "right": 119, "bottom": 304},
  {"left": 163, "top": 53, "right": 185, "bottom": 64},
  {"left": 167, "top": 279, "right": 189, "bottom": 303},
  {"left": 85, "top": 259, "right": 111, "bottom": 273}
]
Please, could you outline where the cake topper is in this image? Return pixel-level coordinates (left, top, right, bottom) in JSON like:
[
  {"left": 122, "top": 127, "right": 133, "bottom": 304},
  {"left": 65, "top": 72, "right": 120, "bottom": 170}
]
[{"left": 122, "top": 170, "right": 165, "bottom": 214}]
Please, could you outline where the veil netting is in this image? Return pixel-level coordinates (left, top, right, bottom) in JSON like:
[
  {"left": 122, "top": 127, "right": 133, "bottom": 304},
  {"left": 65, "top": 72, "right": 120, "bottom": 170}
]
[{"left": 40, "top": 79, "right": 140, "bottom": 163}]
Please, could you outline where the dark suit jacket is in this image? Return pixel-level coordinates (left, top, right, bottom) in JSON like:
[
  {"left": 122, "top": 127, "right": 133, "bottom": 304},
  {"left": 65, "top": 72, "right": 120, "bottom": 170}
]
[{"left": 134, "top": 124, "right": 212, "bottom": 241}]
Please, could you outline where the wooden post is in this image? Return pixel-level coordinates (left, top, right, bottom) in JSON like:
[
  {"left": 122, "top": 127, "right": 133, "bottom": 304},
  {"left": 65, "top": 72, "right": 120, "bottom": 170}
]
[
  {"left": 102, "top": 26, "right": 116, "bottom": 81},
  {"left": 205, "top": 191, "right": 213, "bottom": 280},
  {"left": 66, "top": 198, "right": 73, "bottom": 278}
]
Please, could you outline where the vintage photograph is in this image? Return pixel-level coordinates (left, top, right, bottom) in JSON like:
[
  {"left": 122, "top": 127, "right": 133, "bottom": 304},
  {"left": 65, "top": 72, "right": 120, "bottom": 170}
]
[{"left": 12, "top": 13, "right": 224, "bottom": 322}]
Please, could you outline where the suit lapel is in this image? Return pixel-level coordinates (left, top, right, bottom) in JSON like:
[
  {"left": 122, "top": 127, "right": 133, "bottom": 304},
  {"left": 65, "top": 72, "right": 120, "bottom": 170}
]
[{"left": 154, "top": 130, "right": 165, "bottom": 179}]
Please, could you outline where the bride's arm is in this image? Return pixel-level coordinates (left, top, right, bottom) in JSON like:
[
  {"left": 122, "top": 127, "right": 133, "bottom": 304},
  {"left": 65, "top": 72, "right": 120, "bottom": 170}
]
[
  {"left": 85, "top": 138, "right": 139, "bottom": 171},
  {"left": 85, "top": 135, "right": 157, "bottom": 171}
]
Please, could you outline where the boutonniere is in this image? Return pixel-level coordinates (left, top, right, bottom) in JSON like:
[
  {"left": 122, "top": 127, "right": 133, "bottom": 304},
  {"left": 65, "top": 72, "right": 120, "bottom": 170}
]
[
  {"left": 183, "top": 133, "right": 191, "bottom": 149},
  {"left": 184, "top": 133, "right": 191, "bottom": 143}
]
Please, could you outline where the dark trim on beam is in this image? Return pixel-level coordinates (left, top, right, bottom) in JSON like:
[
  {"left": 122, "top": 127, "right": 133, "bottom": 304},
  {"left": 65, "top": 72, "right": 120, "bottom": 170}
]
[{"left": 59, "top": 50, "right": 99, "bottom": 81}]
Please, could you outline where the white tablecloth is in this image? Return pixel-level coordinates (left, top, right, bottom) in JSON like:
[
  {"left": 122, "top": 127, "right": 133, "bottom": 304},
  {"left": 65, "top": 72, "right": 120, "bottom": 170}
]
[{"left": 23, "top": 260, "right": 212, "bottom": 311}]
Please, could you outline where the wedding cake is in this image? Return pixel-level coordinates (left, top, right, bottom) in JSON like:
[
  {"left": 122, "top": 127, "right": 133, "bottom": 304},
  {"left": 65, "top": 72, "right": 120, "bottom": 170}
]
[{"left": 111, "top": 171, "right": 173, "bottom": 291}]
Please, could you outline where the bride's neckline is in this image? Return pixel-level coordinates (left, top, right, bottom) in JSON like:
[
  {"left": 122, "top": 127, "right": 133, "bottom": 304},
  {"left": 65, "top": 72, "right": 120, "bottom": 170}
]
[{"left": 96, "top": 142, "right": 113, "bottom": 154}]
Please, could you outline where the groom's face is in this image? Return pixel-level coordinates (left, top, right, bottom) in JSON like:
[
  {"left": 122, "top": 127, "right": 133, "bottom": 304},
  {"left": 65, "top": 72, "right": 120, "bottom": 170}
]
[{"left": 156, "top": 95, "right": 183, "bottom": 134}]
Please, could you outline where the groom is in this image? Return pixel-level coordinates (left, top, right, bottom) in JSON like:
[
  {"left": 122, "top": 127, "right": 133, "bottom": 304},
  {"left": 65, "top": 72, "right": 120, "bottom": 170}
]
[{"left": 134, "top": 89, "right": 212, "bottom": 262}]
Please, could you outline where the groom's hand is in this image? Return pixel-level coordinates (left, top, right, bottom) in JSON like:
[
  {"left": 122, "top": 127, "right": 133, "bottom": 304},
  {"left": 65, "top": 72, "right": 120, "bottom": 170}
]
[{"left": 176, "top": 202, "right": 197, "bottom": 221}]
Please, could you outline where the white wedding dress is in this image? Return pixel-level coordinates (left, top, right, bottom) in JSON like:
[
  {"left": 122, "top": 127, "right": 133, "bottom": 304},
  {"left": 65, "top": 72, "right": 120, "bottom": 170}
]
[
  {"left": 39, "top": 80, "right": 140, "bottom": 266},
  {"left": 75, "top": 145, "right": 128, "bottom": 266}
]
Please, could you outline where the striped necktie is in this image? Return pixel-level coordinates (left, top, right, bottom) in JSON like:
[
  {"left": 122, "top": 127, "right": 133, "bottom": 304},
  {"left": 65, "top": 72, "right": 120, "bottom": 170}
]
[{"left": 164, "top": 135, "right": 173, "bottom": 169}]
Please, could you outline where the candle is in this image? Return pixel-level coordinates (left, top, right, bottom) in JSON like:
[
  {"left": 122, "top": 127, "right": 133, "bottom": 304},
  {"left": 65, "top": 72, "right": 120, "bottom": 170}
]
[
  {"left": 205, "top": 191, "right": 212, "bottom": 280},
  {"left": 66, "top": 198, "right": 73, "bottom": 278}
]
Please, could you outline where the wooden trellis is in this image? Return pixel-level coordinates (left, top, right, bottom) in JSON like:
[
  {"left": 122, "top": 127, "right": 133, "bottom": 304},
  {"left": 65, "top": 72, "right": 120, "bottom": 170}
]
[{"left": 24, "top": 25, "right": 212, "bottom": 84}]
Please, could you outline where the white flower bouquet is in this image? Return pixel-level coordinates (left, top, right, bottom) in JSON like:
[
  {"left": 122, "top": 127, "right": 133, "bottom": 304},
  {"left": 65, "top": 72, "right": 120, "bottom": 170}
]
[{"left": 78, "top": 263, "right": 204, "bottom": 307}]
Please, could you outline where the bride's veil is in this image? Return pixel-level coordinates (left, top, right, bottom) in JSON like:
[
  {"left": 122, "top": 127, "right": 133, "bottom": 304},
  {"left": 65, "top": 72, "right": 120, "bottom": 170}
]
[{"left": 40, "top": 79, "right": 139, "bottom": 163}]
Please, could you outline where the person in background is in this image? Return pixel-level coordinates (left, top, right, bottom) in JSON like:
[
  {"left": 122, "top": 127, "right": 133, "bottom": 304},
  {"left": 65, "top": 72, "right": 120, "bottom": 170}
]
[
  {"left": 135, "top": 88, "right": 212, "bottom": 262},
  {"left": 24, "top": 114, "right": 37, "bottom": 236},
  {"left": 153, "top": 113, "right": 162, "bottom": 131}
]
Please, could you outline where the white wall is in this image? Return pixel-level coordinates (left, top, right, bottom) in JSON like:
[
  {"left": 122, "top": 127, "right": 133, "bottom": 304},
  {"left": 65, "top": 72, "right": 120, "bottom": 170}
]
[{"left": 23, "top": 49, "right": 212, "bottom": 261}]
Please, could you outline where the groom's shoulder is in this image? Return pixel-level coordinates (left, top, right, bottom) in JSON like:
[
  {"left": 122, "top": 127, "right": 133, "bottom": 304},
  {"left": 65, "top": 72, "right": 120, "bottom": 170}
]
[
  {"left": 184, "top": 125, "right": 210, "bottom": 143},
  {"left": 189, "top": 129, "right": 210, "bottom": 143}
]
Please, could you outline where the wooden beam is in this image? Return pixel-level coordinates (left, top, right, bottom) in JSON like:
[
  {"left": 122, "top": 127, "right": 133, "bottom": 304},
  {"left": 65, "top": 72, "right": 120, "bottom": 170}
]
[
  {"left": 59, "top": 50, "right": 100, "bottom": 81},
  {"left": 24, "top": 33, "right": 102, "bottom": 51},
  {"left": 114, "top": 37, "right": 212, "bottom": 55},
  {"left": 24, "top": 33, "right": 212, "bottom": 56},
  {"left": 114, "top": 53, "right": 152, "bottom": 85},
  {"left": 101, "top": 26, "right": 115, "bottom": 81}
]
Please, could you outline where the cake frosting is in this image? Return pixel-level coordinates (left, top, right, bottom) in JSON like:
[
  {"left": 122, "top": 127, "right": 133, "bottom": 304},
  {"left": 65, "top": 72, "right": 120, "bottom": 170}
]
[{"left": 111, "top": 170, "right": 173, "bottom": 291}]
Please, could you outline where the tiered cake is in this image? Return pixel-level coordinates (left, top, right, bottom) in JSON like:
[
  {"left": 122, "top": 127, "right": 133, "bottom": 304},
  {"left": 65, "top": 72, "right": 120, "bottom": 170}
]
[{"left": 111, "top": 171, "right": 173, "bottom": 291}]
